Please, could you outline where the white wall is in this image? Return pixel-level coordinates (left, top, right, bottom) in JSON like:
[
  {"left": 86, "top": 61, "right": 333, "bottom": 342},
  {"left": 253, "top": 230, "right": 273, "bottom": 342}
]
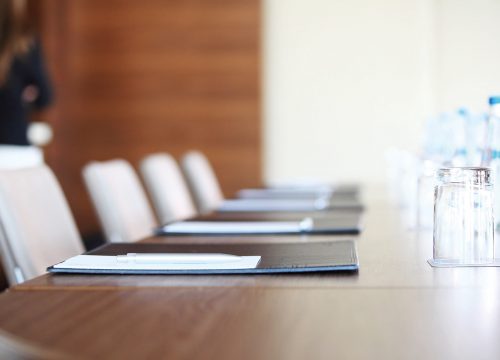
[
  {"left": 263, "top": 0, "right": 500, "bottom": 185},
  {"left": 435, "top": 0, "right": 500, "bottom": 111}
]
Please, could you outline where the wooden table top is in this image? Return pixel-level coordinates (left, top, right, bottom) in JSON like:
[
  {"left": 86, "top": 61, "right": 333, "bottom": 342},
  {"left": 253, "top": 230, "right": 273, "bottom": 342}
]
[
  {"left": 1, "top": 186, "right": 499, "bottom": 359},
  {"left": 0, "top": 286, "right": 497, "bottom": 360}
]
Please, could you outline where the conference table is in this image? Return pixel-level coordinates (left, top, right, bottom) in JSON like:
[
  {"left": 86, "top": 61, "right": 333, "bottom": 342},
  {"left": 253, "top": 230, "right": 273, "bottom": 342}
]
[{"left": 0, "top": 185, "right": 499, "bottom": 359}]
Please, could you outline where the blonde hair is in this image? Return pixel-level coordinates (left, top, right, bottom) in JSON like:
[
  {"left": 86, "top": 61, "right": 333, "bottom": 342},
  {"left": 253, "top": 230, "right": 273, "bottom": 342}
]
[{"left": 0, "top": 0, "right": 33, "bottom": 84}]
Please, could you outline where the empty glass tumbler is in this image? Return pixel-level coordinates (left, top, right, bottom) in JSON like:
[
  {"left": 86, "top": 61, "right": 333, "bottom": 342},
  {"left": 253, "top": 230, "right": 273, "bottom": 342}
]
[{"left": 433, "top": 167, "right": 494, "bottom": 265}]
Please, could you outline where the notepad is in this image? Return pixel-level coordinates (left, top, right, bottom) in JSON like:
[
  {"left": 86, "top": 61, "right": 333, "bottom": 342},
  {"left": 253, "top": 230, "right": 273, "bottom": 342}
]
[
  {"left": 48, "top": 241, "right": 358, "bottom": 274},
  {"left": 217, "top": 198, "right": 363, "bottom": 212},
  {"left": 53, "top": 254, "right": 261, "bottom": 271},
  {"left": 237, "top": 188, "right": 333, "bottom": 199},
  {"left": 161, "top": 220, "right": 312, "bottom": 234},
  {"left": 218, "top": 198, "right": 328, "bottom": 212},
  {"left": 266, "top": 179, "right": 335, "bottom": 191},
  {"left": 157, "top": 217, "right": 362, "bottom": 235}
]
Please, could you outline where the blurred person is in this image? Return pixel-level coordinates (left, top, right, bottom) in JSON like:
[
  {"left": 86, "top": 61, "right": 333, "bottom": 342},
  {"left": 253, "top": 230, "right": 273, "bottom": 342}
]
[{"left": 0, "top": 0, "right": 53, "bottom": 146}]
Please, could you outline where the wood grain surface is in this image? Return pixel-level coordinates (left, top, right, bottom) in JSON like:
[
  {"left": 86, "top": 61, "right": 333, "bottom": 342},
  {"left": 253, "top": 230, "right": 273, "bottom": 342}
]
[
  {"left": 18, "top": 189, "right": 500, "bottom": 290},
  {"left": 1, "top": 187, "right": 500, "bottom": 359},
  {"left": 0, "top": 287, "right": 497, "bottom": 359},
  {"left": 33, "top": 0, "right": 261, "bottom": 235}
]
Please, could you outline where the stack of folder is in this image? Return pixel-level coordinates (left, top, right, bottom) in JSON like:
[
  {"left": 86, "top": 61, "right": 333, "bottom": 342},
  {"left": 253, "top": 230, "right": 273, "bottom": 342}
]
[
  {"left": 49, "top": 241, "right": 359, "bottom": 274},
  {"left": 49, "top": 183, "right": 363, "bottom": 275},
  {"left": 157, "top": 217, "right": 362, "bottom": 235}
]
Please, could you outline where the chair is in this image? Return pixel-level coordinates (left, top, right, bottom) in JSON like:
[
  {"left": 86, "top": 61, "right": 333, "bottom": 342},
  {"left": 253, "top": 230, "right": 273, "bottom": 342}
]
[
  {"left": 82, "top": 159, "right": 156, "bottom": 243},
  {"left": 181, "top": 151, "right": 224, "bottom": 214},
  {"left": 0, "top": 165, "right": 84, "bottom": 285},
  {"left": 0, "top": 145, "right": 43, "bottom": 169},
  {"left": 140, "top": 153, "right": 197, "bottom": 224}
]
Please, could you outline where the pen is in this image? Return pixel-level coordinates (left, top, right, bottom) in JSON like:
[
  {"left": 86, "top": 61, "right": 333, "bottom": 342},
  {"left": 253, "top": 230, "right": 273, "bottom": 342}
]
[{"left": 116, "top": 253, "right": 243, "bottom": 264}]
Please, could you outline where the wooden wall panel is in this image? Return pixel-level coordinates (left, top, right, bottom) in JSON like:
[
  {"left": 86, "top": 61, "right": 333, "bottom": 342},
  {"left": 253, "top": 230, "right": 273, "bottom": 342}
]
[{"left": 36, "top": 0, "right": 261, "bottom": 235}]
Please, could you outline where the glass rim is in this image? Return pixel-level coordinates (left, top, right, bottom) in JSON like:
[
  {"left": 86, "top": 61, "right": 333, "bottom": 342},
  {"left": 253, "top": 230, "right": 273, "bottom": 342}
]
[{"left": 437, "top": 167, "right": 492, "bottom": 185}]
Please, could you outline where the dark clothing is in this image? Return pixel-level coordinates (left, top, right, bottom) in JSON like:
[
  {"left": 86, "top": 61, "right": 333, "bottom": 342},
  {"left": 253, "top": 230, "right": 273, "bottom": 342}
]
[{"left": 0, "top": 41, "right": 53, "bottom": 145}]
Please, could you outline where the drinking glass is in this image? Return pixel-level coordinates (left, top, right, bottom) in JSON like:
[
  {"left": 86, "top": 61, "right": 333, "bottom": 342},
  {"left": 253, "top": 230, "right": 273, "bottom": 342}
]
[{"left": 433, "top": 167, "right": 494, "bottom": 265}]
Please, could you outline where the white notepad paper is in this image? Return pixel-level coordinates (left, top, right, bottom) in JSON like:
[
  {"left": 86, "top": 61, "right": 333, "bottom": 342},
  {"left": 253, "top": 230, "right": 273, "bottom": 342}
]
[
  {"left": 162, "top": 219, "right": 313, "bottom": 234},
  {"left": 54, "top": 255, "right": 261, "bottom": 271},
  {"left": 237, "top": 188, "right": 333, "bottom": 199},
  {"left": 266, "top": 179, "right": 334, "bottom": 191},
  {"left": 218, "top": 198, "right": 329, "bottom": 212}
]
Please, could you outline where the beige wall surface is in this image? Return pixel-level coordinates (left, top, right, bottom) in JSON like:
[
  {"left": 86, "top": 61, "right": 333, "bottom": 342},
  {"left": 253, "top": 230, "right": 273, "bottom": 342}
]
[
  {"left": 263, "top": 0, "right": 500, "bottom": 185},
  {"left": 435, "top": 0, "right": 500, "bottom": 111}
]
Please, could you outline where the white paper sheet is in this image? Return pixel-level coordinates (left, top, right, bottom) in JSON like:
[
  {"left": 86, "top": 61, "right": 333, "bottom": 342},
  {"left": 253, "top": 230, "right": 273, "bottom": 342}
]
[
  {"left": 54, "top": 255, "right": 261, "bottom": 270},
  {"left": 217, "top": 198, "right": 328, "bottom": 212},
  {"left": 236, "top": 188, "right": 333, "bottom": 199},
  {"left": 265, "top": 179, "right": 334, "bottom": 191},
  {"left": 162, "top": 220, "right": 311, "bottom": 234}
]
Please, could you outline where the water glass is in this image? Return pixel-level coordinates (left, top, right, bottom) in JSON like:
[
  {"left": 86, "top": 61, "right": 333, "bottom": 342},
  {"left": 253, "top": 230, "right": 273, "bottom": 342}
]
[{"left": 433, "top": 167, "right": 494, "bottom": 265}]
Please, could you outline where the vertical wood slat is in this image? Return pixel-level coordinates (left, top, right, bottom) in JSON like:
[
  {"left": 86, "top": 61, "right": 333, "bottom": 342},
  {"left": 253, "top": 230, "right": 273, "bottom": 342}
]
[{"left": 34, "top": 0, "right": 261, "bottom": 235}]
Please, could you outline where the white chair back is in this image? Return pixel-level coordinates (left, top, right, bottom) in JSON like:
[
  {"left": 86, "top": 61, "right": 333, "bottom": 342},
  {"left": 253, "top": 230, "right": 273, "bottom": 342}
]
[
  {"left": 0, "top": 145, "right": 43, "bottom": 169},
  {"left": 83, "top": 159, "right": 157, "bottom": 243},
  {"left": 140, "top": 153, "right": 197, "bottom": 224},
  {"left": 181, "top": 151, "right": 224, "bottom": 213},
  {"left": 0, "top": 166, "right": 84, "bottom": 285}
]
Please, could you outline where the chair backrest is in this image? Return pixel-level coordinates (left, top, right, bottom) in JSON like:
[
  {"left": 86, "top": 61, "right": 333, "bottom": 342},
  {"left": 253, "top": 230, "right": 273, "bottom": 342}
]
[
  {"left": 181, "top": 151, "right": 224, "bottom": 214},
  {"left": 0, "top": 145, "right": 43, "bottom": 169},
  {"left": 82, "top": 159, "right": 156, "bottom": 243},
  {"left": 140, "top": 153, "right": 197, "bottom": 224},
  {"left": 0, "top": 166, "right": 84, "bottom": 285}
]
